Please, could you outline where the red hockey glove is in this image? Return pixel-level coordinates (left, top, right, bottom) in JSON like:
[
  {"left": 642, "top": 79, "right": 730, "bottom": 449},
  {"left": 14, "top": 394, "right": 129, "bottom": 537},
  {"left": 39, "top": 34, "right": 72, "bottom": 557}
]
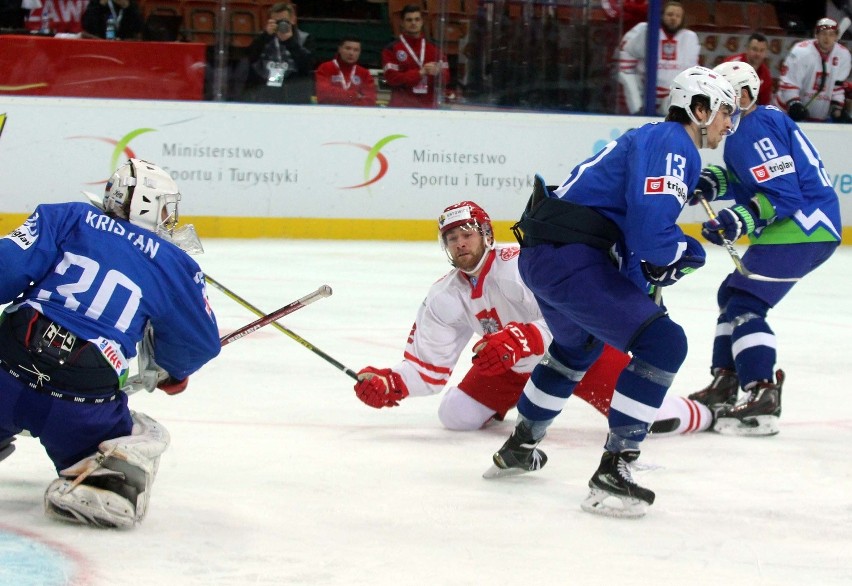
[
  {"left": 354, "top": 367, "right": 409, "bottom": 408},
  {"left": 472, "top": 322, "right": 544, "bottom": 376},
  {"left": 158, "top": 376, "right": 189, "bottom": 395}
]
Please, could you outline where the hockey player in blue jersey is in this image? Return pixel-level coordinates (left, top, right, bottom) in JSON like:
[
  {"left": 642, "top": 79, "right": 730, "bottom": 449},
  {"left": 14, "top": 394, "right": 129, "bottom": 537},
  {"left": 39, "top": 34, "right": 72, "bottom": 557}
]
[
  {"left": 483, "top": 66, "right": 738, "bottom": 517},
  {"left": 686, "top": 61, "right": 842, "bottom": 437},
  {"left": 0, "top": 158, "right": 221, "bottom": 528}
]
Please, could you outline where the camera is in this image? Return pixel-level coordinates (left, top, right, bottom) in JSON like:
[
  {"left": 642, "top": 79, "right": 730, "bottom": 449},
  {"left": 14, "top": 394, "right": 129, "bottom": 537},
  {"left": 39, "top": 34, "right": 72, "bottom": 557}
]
[{"left": 276, "top": 20, "right": 292, "bottom": 35}]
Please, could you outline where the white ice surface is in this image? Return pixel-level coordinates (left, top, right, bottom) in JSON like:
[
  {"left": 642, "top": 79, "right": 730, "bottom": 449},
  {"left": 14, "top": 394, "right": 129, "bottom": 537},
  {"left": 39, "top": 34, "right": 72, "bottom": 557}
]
[{"left": 2, "top": 240, "right": 851, "bottom": 585}]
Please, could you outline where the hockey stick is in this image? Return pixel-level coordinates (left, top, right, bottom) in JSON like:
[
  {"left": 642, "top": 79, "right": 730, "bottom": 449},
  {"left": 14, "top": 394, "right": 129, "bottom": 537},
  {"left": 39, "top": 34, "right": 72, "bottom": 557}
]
[
  {"left": 697, "top": 195, "right": 799, "bottom": 283},
  {"left": 122, "top": 284, "right": 333, "bottom": 394},
  {"left": 840, "top": 16, "right": 851, "bottom": 39},
  {"left": 205, "top": 275, "right": 358, "bottom": 380},
  {"left": 220, "top": 284, "right": 333, "bottom": 346}
]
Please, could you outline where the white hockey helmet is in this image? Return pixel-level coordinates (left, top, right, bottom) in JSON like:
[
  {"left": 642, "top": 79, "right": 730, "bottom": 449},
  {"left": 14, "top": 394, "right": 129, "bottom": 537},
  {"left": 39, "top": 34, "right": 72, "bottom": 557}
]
[
  {"left": 103, "top": 159, "right": 181, "bottom": 234},
  {"left": 669, "top": 65, "right": 739, "bottom": 134},
  {"left": 714, "top": 61, "right": 761, "bottom": 112}
]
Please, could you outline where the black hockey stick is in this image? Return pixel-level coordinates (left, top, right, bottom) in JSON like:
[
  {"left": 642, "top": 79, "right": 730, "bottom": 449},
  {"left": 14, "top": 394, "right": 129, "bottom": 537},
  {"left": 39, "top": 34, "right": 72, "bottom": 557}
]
[
  {"left": 697, "top": 195, "right": 800, "bottom": 283},
  {"left": 206, "top": 275, "right": 358, "bottom": 380},
  {"left": 220, "top": 285, "right": 333, "bottom": 346}
]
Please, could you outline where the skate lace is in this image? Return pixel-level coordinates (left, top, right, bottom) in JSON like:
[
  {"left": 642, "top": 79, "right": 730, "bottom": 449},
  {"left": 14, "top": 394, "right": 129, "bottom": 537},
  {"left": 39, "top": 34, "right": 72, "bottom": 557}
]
[{"left": 616, "top": 457, "right": 636, "bottom": 486}]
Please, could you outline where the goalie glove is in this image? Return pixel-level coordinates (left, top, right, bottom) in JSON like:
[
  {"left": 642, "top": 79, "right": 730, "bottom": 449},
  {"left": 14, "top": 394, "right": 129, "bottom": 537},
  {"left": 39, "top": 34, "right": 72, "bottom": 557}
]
[
  {"left": 701, "top": 204, "right": 765, "bottom": 245},
  {"left": 641, "top": 236, "right": 706, "bottom": 287},
  {"left": 354, "top": 367, "right": 409, "bottom": 408},
  {"left": 688, "top": 165, "right": 728, "bottom": 205},
  {"left": 471, "top": 322, "right": 544, "bottom": 376}
]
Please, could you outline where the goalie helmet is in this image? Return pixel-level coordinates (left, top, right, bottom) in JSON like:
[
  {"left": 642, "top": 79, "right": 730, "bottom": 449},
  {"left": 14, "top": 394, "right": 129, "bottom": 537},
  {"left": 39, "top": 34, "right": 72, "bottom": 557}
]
[
  {"left": 437, "top": 201, "right": 495, "bottom": 272},
  {"left": 103, "top": 159, "right": 181, "bottom": 234},
  {"left": 714, "top": 61, "right": 761, "bottom": 112},
  {"left": 669, "top": 65, "right": 739, "bottom": 133}
]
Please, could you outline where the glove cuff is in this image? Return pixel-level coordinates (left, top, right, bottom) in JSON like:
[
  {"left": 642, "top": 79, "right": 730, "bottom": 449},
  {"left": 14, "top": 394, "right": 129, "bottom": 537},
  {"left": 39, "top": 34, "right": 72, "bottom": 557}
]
[
  {"left": 707, "top": 165, "right": 728, "bottom": 199},
  {"left": 732, "top": 204, "right": 756, "bottom": 235}
]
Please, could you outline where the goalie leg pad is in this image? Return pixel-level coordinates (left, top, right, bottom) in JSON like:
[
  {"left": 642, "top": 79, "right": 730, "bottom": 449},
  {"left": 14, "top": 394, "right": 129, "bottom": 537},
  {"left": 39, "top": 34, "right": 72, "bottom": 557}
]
[
  {"left": 45, "top": 475, "right": 136, "bottom": 529},
  {"left": 44, "top": 412, "right": 170, "bottom": 527}
]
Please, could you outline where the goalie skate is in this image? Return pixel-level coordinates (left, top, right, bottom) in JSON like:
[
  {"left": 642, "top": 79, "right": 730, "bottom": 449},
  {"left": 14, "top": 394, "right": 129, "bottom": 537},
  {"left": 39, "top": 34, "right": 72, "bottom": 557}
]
[
  {"left": 483, "top": 422, "right": 547, "bottom": 479},
  {"left": 580, "top": 450, "right": 654, "bottom": 519}
]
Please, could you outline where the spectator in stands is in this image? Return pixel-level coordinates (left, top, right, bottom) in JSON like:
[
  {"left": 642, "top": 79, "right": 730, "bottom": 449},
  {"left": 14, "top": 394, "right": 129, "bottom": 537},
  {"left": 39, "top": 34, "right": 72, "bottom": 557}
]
[
  {"left": 616, "top": 0, "right": 699, "bottom": 115},
  {"left": 724, "top": 33, "right": 773, "bottom": 106},
  {"left": 81, "top": 0, "right": 143, "bottom": 40},
  {"left": 382, "top": 4, "right": 449, "bottom": 109},
  {"left": 776, "top": 17, "right": 851, "bottom": 122},
  {"left": 243, "top": 2, "right": 313, "bottom": 104},
  {"left": 315, "top": 37, "right": 377, "bottom": 107}
]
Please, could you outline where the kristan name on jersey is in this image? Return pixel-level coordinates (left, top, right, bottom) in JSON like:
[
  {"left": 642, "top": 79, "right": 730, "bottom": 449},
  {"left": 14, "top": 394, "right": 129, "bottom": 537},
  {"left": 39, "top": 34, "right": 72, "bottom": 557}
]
[
  {"left": 750, "top": 155, "right": 796, "bottom": 183},
  {"left": 644, "top": 175, "right": 687, "bottom": 205},
  {"left": 85, "top": 211, "right": 160, "bottom": 259}
]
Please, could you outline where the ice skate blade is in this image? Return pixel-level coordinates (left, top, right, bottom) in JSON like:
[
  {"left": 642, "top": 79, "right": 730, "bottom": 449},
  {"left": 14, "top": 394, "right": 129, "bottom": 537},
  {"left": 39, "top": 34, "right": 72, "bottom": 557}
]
[
  {"left": 482, "top": 464, "right": 535, "bottom": 479},
  {"left": 580, "top": 488, "right": 649, "bottom": 519},
  {"left": 714, "top": 414, "right": 779, "bottom": 437}
]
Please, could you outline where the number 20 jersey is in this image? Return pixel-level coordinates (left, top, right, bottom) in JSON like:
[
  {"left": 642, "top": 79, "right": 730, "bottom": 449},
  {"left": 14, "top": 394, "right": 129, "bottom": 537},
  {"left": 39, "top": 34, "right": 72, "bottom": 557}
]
[{"left": 0, "top": 202, "right": 220, "bottom": 381}]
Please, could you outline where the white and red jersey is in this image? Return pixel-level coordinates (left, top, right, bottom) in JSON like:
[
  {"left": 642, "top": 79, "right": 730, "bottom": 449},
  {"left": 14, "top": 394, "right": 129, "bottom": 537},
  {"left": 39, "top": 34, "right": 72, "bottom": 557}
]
[
  {"left": 617, "top": 23, "right": 700, "bottom": 115},
  {"left": 392, "top": 246, "right": 551, "bottom": 398},
  {"left": 776, "top": 40, "right": 851, "bottom": 121}
]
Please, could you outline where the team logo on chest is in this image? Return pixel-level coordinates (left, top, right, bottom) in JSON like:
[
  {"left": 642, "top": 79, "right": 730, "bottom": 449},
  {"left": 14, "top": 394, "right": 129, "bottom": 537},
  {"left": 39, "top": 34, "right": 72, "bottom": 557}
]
[{"left": 396, "top": 50, "right": 408, "bottom": 62}]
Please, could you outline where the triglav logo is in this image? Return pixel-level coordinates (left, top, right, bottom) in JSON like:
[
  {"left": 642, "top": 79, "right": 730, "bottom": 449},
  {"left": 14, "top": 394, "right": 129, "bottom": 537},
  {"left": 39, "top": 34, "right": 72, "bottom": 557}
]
[
  {"left": 323, "top": 134, "right": 405, "bottom": 189},
  {"left": 66, "top": 128, "right": 156, "bottom": 184}
]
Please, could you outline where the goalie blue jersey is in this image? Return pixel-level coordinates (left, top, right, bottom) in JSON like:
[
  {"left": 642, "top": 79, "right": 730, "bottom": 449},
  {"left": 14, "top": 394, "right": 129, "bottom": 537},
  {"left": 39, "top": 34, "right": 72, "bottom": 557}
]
[
  {"left": 553, "top": 120, "right": 701, "bottom": 270},
  {"left": 0, "top": 202, "right": 220, "bottom": 382},
  {"left": 722, "top": 105, "right": 842, "bottom": 245}
]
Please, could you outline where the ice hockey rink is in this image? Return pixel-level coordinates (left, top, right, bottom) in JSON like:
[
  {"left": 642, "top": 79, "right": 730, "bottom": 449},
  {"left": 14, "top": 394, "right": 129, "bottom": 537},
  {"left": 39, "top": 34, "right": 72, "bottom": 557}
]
[{"left": 2, "top": 238, "right": 851, "bottom": 586}]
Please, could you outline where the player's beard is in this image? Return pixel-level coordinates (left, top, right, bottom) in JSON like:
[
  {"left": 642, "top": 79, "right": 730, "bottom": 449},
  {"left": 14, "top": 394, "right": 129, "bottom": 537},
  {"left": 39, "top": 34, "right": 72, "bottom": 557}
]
[{"left": 453, "top": 246, "right": 485, "bottom": 273}]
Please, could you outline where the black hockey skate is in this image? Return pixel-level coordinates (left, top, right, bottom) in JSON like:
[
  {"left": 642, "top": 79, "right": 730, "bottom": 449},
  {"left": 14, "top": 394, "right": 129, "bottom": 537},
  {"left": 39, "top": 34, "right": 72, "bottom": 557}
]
[
  {"left": 482, "top": 422, "right": 547, "bottom": 479},
  {"left": 581, "top": 450, "right": 655, "bottom": 518},
  {"left": 688, "top": 368, "right": 739, "bottom": 408},
  {"left": 714, "top": 369, "right": 784, "bottom": 437},
  {"left": 0, "top": 436, "right": 15, "bottom": 463}
]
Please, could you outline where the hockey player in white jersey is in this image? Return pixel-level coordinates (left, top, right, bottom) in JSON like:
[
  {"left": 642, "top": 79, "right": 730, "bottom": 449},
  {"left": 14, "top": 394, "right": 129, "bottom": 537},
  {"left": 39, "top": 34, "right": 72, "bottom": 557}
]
[
  {"left": 352, "top": 201, "right": 713, "bottom": 436},
  {"left": 776, "top": 17, "right": 852, "bottom": 122},
  {"left": 616, "top": 0, "right": 700, "bottom": 115}
]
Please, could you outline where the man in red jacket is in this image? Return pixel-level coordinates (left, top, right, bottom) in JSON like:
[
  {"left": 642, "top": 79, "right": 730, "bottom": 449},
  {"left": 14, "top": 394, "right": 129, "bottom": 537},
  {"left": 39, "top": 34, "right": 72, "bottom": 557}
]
[
  {"left": 724, "top": 32, "right": 773, "bottom": 106},
  {"left": 315, "top": 37, "right": 377, "bottom": 107},
  {"left": 382, "top": 4, "right": 449, "bottom": 108}
]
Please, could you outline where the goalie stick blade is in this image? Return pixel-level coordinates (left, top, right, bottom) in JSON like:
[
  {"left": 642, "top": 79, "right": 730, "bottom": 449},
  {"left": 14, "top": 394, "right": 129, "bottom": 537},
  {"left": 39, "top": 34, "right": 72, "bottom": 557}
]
[
  {"left": 714, "top": 414, "right": 780, "bottom": 437},
  {"left": 580, "top": 487, "right": 650, "bottom": 519}
]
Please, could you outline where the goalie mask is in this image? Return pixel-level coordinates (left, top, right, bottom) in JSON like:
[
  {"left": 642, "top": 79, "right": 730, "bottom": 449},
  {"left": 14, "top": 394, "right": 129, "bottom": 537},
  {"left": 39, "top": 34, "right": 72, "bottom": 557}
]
[
  {"left": 438, "top": 201, "right": 495, "bottom": 274},
  {"left": 669, "top": 66, "right": 740, "bottom": 142},
  {"left": 103, "top": 159, "right": 203, "bottom": 254}
]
